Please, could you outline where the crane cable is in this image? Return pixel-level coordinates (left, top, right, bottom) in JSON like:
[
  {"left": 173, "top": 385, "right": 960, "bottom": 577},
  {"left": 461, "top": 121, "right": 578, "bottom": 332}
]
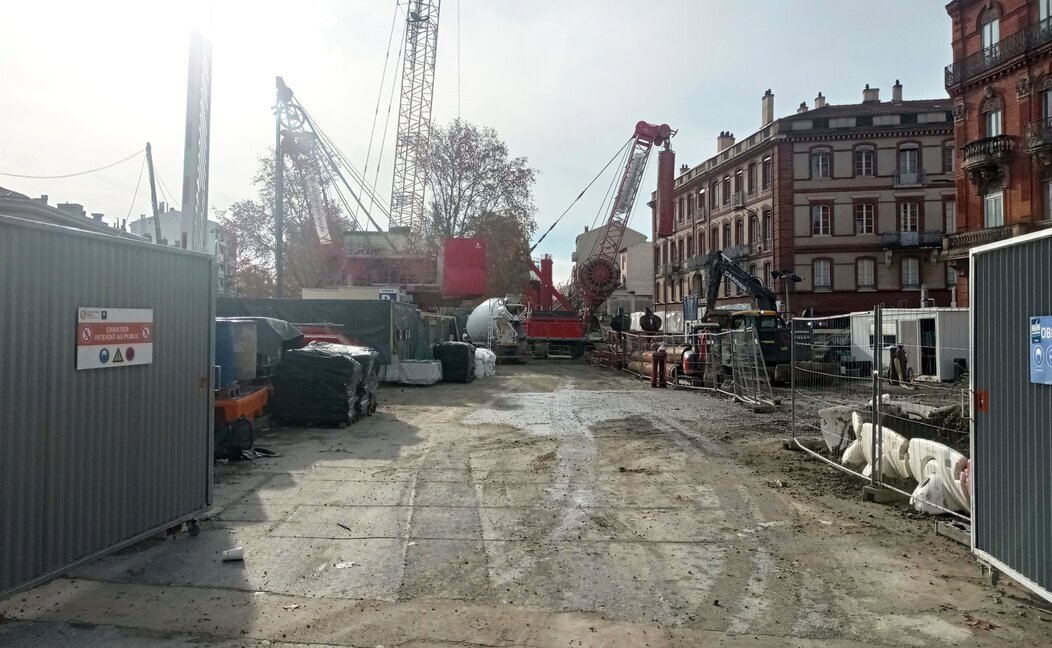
[
  {"left": 529, "top": 136, "right": 633, "bottom": 253},
  {"left": 124, "top": 154, "right": 149, "bottom": 220},
  {"left": 356, "top": 0, "right": 404, "bottom": 224},
  {"left": 364, "top": 8, "right": 408, "bottom": 226},
  {"left": 0, "top": 148, "right": 144, "bottom": 179},
  {"left": 584, "top": 144, "right": 629, "bottom": 260}
]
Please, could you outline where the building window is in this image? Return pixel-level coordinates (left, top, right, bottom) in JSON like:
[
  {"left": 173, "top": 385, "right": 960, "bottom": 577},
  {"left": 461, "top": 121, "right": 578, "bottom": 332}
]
[
  {"left": 981, "top": 10, "right": 1000, "bottom": 51},
  {"left": 811, "top": 204, "right": 831, "bottom": 236},
  {"left": 710, "top": 182, "right": 718, "bottom": 209},
  {"left": 762, "top": 262, "right": 771, "bottom": 287},
  {"left": 722, "top": 223, "right": 731, "bottom": 248},
  {"left": 724, "top": 275, "right": 731, "bottom": 296},
  {"left": 857, "top": 258, "right": 875, "bottom": 290},
  {"left": 855, "top": 146, "right": 874, "bottom": 176},
  {"left": 944, "top": 199, "right": 956, "bottom": 233},
  {"left": 811, "top": 148, "right": 831, "bottom": 179},
  {"left": 943, "top": 142, "right": 955, "bottom": 173},
  {"left": 899, "top": 145, "right": 919, "bottom": 173},
  {"left": 900, "top": 202, "right": 919, "bottom": 232},
  {"left": 947, "top": 264, "right": 958, "bottom": 287},
  {"left": 735, "top": 219, "right": 744, "bottom": 245},
  {"left": 747, "top": 163, "right": 757, "bottom": 194},
  {"left": 722, "top": 177, "right": 730, "bottom": 205},
  {"left": 901, "top": 257, "right": 920, "bottom": 289},
  {"left": 698, "top": 232, "right": 705, "bottom": 255},
  {"left": 762, "top": 209, "right": 772, "bottom": 243},
  {"left": 697, "top": 189, "right": 705, "bottom": 219},
  {"left": 734, "top": 170, "right": 743, "bottom": 194},
  {"left": 814, "top": 259, "right": 832, "bottom": 291},
  {"left": 1043, "top": 0, "right": 1052, "bottom": 21},
  {"left": 984, "top": 190, "right": 1004, "bottom": 227},
  {"left": 749, "top": 214, "right": 758, "bottom": 243},
  {"left": 687, "top": 193, "right": 694, "bottom": 219},
  {"left": 985, "top": 109, "right": 1002, "bottom": 137},
  {"left": 855, "top": 203, "right": 875, "bottom": 234},
  {"left": 677, "top": 198, "right": 684, "bottom": 223},
  {"left": 711, "top": 228, "right": 718, "bottom": 251},
  {"left": 762, "top": 156, "right": 772, "bottom": 189}
]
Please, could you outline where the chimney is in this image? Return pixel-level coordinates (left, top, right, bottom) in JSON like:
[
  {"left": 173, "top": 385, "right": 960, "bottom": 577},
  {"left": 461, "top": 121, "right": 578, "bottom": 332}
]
[
  {"left": 892, "top": 79, "right": 903, "bottom": 103},
  {"left": 56, "top": 202, "right": 86, "bottom": 218},
  {"left": 761, "top": 89, "right": 775, "bottom": 126},
  {"left": 797, "top": 102, "right": 809, "bottom": 114},
  {"left": 584, "top": 225, "right": 589, "bottom": 232},
  {"left": 717, "top": 131, "right": 736, "bottom": 152},
  {"left": 863, "top": 83, "right": 880, "bottom": 103},
  {"left": 680, "top": 164, "right": 689, "bottom": 174},
  {"left": 814, "top": 92, "right": 826, "bottom": 109},
  {"left": 34, "top": 194, "right": 49, "bottom": 205},
  {"left": 91, "top": 212, "right": 104, "bottom": 223}
]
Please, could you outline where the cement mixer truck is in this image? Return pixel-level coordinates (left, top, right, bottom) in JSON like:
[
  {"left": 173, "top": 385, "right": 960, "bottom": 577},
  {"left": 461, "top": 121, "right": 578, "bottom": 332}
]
[{"left": 465, "top": 296, "right": 529, "bottom": 362}]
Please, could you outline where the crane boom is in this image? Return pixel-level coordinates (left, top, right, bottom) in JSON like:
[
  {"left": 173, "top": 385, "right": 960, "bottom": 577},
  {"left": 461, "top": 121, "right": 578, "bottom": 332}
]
[
  {"left": 145, "top": 142, "right": 162, "bottom": 244},
  {"left": 574, "top": 121, "right": 673, "bottom": 317},
  {"left": 389, "top": 0, "right": 441, "bottom": 231}
]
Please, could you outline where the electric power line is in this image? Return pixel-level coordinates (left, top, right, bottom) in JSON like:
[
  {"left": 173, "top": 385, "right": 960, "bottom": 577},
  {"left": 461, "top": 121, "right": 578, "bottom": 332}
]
[{"left": 0, "top": 148, "right": 144, "bottom": 179}]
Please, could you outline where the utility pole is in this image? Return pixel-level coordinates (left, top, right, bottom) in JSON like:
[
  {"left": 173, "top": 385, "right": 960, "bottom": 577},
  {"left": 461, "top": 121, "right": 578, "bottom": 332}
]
[
  {"left": 145, "top": 142, "right": 163, "bottom": 244},
  {"left": 275, "top": 77, "right": 288, "bottom": 298}
]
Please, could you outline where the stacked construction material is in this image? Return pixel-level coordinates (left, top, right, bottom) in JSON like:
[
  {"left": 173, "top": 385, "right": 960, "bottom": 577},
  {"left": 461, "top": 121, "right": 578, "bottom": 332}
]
[
  {"left": 432, "top": 341, "right": 476, "bottom": 383},
  {"left": 272, "top": 342, "right": 376, "bottom": 426}
]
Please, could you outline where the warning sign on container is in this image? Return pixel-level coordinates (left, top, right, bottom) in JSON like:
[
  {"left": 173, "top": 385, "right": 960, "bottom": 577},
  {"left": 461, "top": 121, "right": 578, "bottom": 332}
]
[{"left": 76, "top": 307, "right": 153, "bottom": 370}]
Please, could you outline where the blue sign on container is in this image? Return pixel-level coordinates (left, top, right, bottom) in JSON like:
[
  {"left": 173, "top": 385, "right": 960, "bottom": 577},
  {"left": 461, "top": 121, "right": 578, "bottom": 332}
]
[{"left": 1029, "top": 316, "right": 1052, "bottom": 385}]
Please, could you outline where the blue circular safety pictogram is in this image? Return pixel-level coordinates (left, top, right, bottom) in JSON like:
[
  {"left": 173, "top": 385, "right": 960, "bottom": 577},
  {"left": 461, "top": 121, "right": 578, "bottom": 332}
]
[
  {"left": 99, "top": 348, "right": 110, "bottom": 364},
  {"left": 1035, "top": 345, "right": 1044, "bottom": 368}
]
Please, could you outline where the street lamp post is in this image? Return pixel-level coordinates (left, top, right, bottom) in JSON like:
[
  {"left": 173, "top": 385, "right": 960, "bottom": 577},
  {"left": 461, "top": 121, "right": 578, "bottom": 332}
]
[{"left": 771, "top": 270, "right": 802, "bottom": 318}]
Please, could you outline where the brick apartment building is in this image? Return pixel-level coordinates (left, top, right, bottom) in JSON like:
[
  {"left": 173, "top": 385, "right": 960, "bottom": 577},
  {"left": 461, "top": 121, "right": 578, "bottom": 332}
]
[
  {"left": 651, "top": 86, "right": 957, "bottom": 317},
  {"left": 943, "top": 0, "right": 1052, "bottom": 306}
]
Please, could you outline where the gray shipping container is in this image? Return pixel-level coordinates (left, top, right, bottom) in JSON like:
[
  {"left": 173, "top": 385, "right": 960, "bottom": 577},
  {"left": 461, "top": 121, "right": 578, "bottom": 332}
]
[
  {"left": 0, "top": 215, "right": 214, "bottom": 598},
  {"left": 971, "top": 229, "right": 1052, "bottom": 605}
]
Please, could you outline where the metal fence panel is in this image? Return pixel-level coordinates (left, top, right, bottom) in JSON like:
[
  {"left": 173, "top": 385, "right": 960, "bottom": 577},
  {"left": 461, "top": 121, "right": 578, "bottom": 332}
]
[
  {"left": 790, "top": 309, "right": 972, "bottom": 520},
  {"left": 0, "top": 216, "right": 214, "bottom": 598},
  {"left": 972, "top": 231, "right": 1052, "bottom": 603}
]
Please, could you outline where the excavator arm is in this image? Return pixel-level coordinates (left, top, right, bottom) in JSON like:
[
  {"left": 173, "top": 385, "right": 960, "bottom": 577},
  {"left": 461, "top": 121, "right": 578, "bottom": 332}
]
[{"left": 702, "top": 251, "right": 778, "bottom": 319}]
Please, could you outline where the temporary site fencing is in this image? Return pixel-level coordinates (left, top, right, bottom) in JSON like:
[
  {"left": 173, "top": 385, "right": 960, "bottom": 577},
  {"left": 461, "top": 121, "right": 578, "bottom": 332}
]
[
  {"left": 790, "top": 306, "right": 972, "bottom": 521},
  {"left": 592, "top": 328, "right": 776, "bottom": 409}
]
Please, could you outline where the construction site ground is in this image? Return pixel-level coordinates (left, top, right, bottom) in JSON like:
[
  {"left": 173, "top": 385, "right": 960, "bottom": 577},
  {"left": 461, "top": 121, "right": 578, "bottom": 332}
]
[{"left": 2, "top": 362, "right": 1049, "bottom": 647}]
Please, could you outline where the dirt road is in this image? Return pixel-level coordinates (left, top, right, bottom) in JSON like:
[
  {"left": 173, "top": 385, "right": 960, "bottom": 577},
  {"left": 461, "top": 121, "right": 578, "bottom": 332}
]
[{"left": 1, "top": 362, "right": 1048, "bottom": 646}]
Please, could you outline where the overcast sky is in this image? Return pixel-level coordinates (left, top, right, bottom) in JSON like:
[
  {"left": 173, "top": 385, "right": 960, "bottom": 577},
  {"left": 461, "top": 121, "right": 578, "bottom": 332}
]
[{"left": 0, "top": 0, "right": 952, "bottom": 284}]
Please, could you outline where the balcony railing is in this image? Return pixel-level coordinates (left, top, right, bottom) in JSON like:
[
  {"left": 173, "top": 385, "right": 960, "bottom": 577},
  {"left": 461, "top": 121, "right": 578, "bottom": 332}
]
[
  {"left": 945, "top": 17, "right": 1052, "bottom": 87},
  {"left": 880, "top": 231, "right": 943, "bottom": 248},
  {"left": 731, "top": 191, "right": 746, "bottom": 208},
  {"left": 943, "top": 225, "right": 1022, "bottom": 252},
  {"left": 893, "top": 168, "right": 926, "bottom": 187},
  {"left": 962, "top": 134, "right": 1013, "bottom": 169},
  {"left": 661, "top": 263, "right": 681, "bottom": 275},
  {"left": 1024, "top": 118, "right": 1052, "bottom": 151},
  {"left": 685, "top": 254, "right": 708, "bottom": 270},
  {"left": 723, "top": 244, "right": 749, "bottom": 259}
]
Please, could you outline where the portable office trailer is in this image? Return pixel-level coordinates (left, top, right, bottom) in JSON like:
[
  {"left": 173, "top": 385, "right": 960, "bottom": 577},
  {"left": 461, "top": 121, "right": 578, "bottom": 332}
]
[
  {"left": 848, "top": 308, "right": 969, "bottom": 381},
  {"left": 0, "top": 215, "right": 215, "bottom": 599},
  {"left": 971, "top": 229, "right": 1052, "bottom": 605}
]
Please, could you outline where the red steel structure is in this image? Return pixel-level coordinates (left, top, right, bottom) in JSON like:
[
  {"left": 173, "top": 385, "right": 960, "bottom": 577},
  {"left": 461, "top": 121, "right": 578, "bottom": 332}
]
[{"left": 574, "top": 121, "right": 674, "bottom": 318}]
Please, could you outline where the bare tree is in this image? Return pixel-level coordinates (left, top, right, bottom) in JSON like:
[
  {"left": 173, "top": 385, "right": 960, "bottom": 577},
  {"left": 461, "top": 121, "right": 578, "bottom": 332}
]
[
  {"left": 219, "top": 149, "right": 352, "bottom": 297},
  {"left": 423, "top": 119, "right": 536, "bottom": 239}
]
